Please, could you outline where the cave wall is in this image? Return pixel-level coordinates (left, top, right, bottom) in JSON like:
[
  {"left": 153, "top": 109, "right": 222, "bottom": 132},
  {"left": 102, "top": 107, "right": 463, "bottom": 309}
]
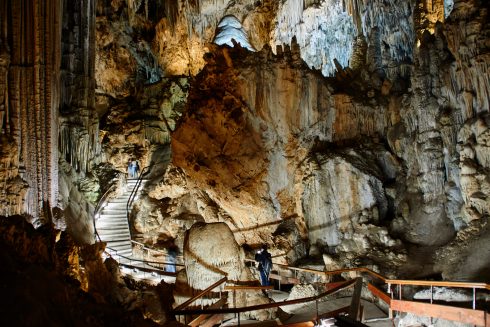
[
  {"left": 144, "top": 0, "right": 490, "bottom": 280},
  {"left": 57, "top": 0, "right": 101, "bottom": 241},
  {"left": 0, "top": 0, "right": 103, "bottom": 242}
]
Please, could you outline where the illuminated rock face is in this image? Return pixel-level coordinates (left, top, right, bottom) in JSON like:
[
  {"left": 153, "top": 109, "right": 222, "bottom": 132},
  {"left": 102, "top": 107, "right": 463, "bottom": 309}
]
[
  {"left": 162, "top": 0, "right": 490, "bottom": 278},
  {"left": 164, "top": 44, "right": 407, "bottom": 269}
]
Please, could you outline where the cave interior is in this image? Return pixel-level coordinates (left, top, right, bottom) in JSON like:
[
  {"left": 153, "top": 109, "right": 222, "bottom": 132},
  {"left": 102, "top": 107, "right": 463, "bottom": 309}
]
[{"left": 0, "top": 0, "right": 489, "bottom": 326}]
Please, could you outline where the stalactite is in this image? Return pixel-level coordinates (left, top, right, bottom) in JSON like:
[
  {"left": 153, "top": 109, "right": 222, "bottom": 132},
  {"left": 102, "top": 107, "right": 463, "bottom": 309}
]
[
  {"left": 441, "top": 0, "right": 490, "bottom": 118},
  {"left": 344, "top": 0, "right": 363, "bottom": 33},
  {"left": 59, "top": 0, "right": 99, "bottom": 179},
  {"left": 182, "top": 0, "right": 229, "bottom": 38},
  {"left": 163, "top": 0, "right": 179, "bottom": 31},
  {"left": 361, "top": 0, "right": 414, "bottom": 80}
]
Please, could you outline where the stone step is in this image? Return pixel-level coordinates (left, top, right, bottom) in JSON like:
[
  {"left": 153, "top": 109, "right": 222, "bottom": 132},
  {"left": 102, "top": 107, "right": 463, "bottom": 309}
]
[
  {"left": 104, "top": 202, "right": 128, "bottom": 208},
  {"left": 99, "top": 234, "right": 130, "bottom": 240},
  {"left": 98, "top": 229, "right": 130, "bottom": 235},
  {"left": 97, "top": 224, "right": 129, "bottom": 230},
  {"left": 98, "top": 216, "right": 128, "bottom": 221},
  {"left": 99, "top": 232, "right": 131, "bottom": 239},
  {"left": 97, "top": 215, "right": 128, "bottom": 220},
  {"left": 105, "top": 237, "right": 131, "bottom": 248},
  {"left": 106, "top": 200, "right": 130, "bottom": 204},
  {"left": 96, "top": 222, "right": 129, "bottom": 229},
  {"left": 97, "top": 216, "right": 128, "bottom": 221},
  {"left": 112, "top": 250, "right": 133, "bottom": 256},
  {"left": 100, "top": 204, "right": 129, "bottom": 209},
  {"left": 101, "top": 209, "right": 129, "bottom": 215},
  {"left": 110, "top": 244, "right": 133, "bottom": 251},
  {"left": 106, "top": 241, "right": 132, "bottom": 249},
  {"left": 102, "top": 206, "right": 128, "bottom": 210},
  {"left": 99, "top": 217, "right": 129, "bottom": 222},
  {"left": 97, "top": 225, "right": 129, "bottom": 234},
  {"left": 102, "top": 209, "right": 127, "bottom": 214}
]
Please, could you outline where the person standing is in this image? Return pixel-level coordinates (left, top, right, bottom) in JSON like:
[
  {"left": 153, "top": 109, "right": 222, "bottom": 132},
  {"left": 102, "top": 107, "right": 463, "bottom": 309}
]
[
  {"left": 134, "top": 160, "right": 140, "bottom": 178},
  {"left": 127, "top": 159, "right": 134, "bottom": 178},
  {"left": 166, "top": 245, "right": 178, "bottom": 273},
  {"left": 255, "top": 244, "right": 272, "bottom": 286}
]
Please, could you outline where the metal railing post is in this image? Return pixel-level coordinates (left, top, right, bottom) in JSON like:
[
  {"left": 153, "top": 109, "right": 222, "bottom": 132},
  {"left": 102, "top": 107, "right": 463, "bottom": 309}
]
[
  {"left": 234, "top": 288, "right": 237, "bottom": 317},
  {"left": 472, "top": 288, "right": 476, "bottom": 310},
  {"left": 388, "top": 283, "right": 393, "bottom": 319}
]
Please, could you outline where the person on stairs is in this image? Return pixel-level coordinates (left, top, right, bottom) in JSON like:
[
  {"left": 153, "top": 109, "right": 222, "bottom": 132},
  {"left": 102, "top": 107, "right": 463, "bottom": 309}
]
[
  {"left": 134, "top": 160, "right": 140, "bottom": 178},
  {"left": 127, "top": 159, "right": 134, "bottom": 178},
  {"left": 166, "top": 244, "right": 178, "bottom": 273},
  {"left": 255, "top": 244, "right": 272, "bottom": 287}
]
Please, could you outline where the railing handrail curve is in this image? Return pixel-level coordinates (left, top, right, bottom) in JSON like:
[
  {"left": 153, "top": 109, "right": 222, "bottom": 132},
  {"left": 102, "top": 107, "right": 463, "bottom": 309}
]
[
  {"left": 105, "top": 246, "right": 184, "bottom": 267},
  {"left": 385, "top": 279, "right": 490, "bottom": 290},
  {"left": 126, "top": 166, "right": 151, "bottom": 240},
  {"left": 173, "top": 278, "right": 357, "bottom": 315},
  {"left": 174, "top": 276, "right": 228, "bottom": 311},
  {"left": 246, "top": 259, "right": 490, "bottom": 290},
  {"left": 130, "top": 239, "right": 184, "bottom": 261}
]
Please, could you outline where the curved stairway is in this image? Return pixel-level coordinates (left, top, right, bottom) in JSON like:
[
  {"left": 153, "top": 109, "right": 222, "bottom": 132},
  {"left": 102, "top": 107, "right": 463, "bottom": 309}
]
[
  {"left": 94, "top": 178, "right": 181, "bottom": 283},
  {"left": 95, "top": 178, "right": 145, "bottom": 257}
]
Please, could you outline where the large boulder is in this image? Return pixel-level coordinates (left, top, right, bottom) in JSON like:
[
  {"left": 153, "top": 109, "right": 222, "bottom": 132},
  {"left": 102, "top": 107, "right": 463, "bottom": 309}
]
[{"left": 183, "top": 222, "right": 246, "bottom": 290}]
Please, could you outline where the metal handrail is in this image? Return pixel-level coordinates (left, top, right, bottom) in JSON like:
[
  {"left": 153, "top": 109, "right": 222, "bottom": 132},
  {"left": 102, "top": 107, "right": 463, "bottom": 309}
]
[
  {"left": 173, "top": 278, "right": 357, "bottom": 315},
  {"left": 385, "top": 279, "right": 490, "bottom": 290},
  {"left": 104, "top": 246, "right": 182, "bottom": 275},
  {"left": 93, "top": 172, "right": 123, "bottom": 242},
  {"left": 174, "top": 276, "right": 228, "bottom": 311},
  {"left": 130, "top": 239, "right": 184, "bottom": 260},
  {"left": 126, "top": 166, "right": 150, "bottom": 239},
  {"left": 246, "top": 260, "right": 490, "bottom": 324},
  {"left": 246, "top": 259, "right": 490, "bottom": 290}
]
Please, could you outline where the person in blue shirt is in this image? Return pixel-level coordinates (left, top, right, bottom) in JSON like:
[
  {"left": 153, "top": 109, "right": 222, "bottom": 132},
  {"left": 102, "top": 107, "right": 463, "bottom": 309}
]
[
  {"left": 255, "top": 244, "right": 272, "bottom": 286},
  {"left": 166, "top": 245, "right": 178, "bottom": 273}
]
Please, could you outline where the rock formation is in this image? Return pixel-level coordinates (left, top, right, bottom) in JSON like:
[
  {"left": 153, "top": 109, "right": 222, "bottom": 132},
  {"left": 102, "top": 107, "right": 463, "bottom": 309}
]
[
  {"left": 184, "top": 222, "right": 247, "bottom": 289},
  {"left": 0, "top": 215, "right": 167, "bottom": 326},
  {"left": 0, "top": 0, "right": 62, "bottom": 223}
]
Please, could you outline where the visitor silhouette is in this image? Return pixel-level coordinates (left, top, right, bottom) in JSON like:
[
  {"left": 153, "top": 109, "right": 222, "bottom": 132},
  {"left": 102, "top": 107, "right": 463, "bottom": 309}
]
[
  {"left": 167, "top": 244, "right": 178, "bottom": 273},
  {"left": 255, "top": 244, "right": 272, "bottom": 286},
  {"left": 127, "top": 159, "right": 134, "bottom": 178},
  {"left": 134, "top": 160, "right": 140, "bottom": 177}
]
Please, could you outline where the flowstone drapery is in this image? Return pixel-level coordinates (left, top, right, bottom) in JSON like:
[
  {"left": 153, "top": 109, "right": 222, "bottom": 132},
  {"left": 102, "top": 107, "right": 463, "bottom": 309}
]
[{"left": 0, "top": 0, "right": 61, "bottom": 222}]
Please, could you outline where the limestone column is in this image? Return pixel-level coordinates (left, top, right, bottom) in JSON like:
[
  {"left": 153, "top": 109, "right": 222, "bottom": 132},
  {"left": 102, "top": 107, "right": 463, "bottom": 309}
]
[{"left": 1, "top": 0, "right": 61, "bottom": 222}]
